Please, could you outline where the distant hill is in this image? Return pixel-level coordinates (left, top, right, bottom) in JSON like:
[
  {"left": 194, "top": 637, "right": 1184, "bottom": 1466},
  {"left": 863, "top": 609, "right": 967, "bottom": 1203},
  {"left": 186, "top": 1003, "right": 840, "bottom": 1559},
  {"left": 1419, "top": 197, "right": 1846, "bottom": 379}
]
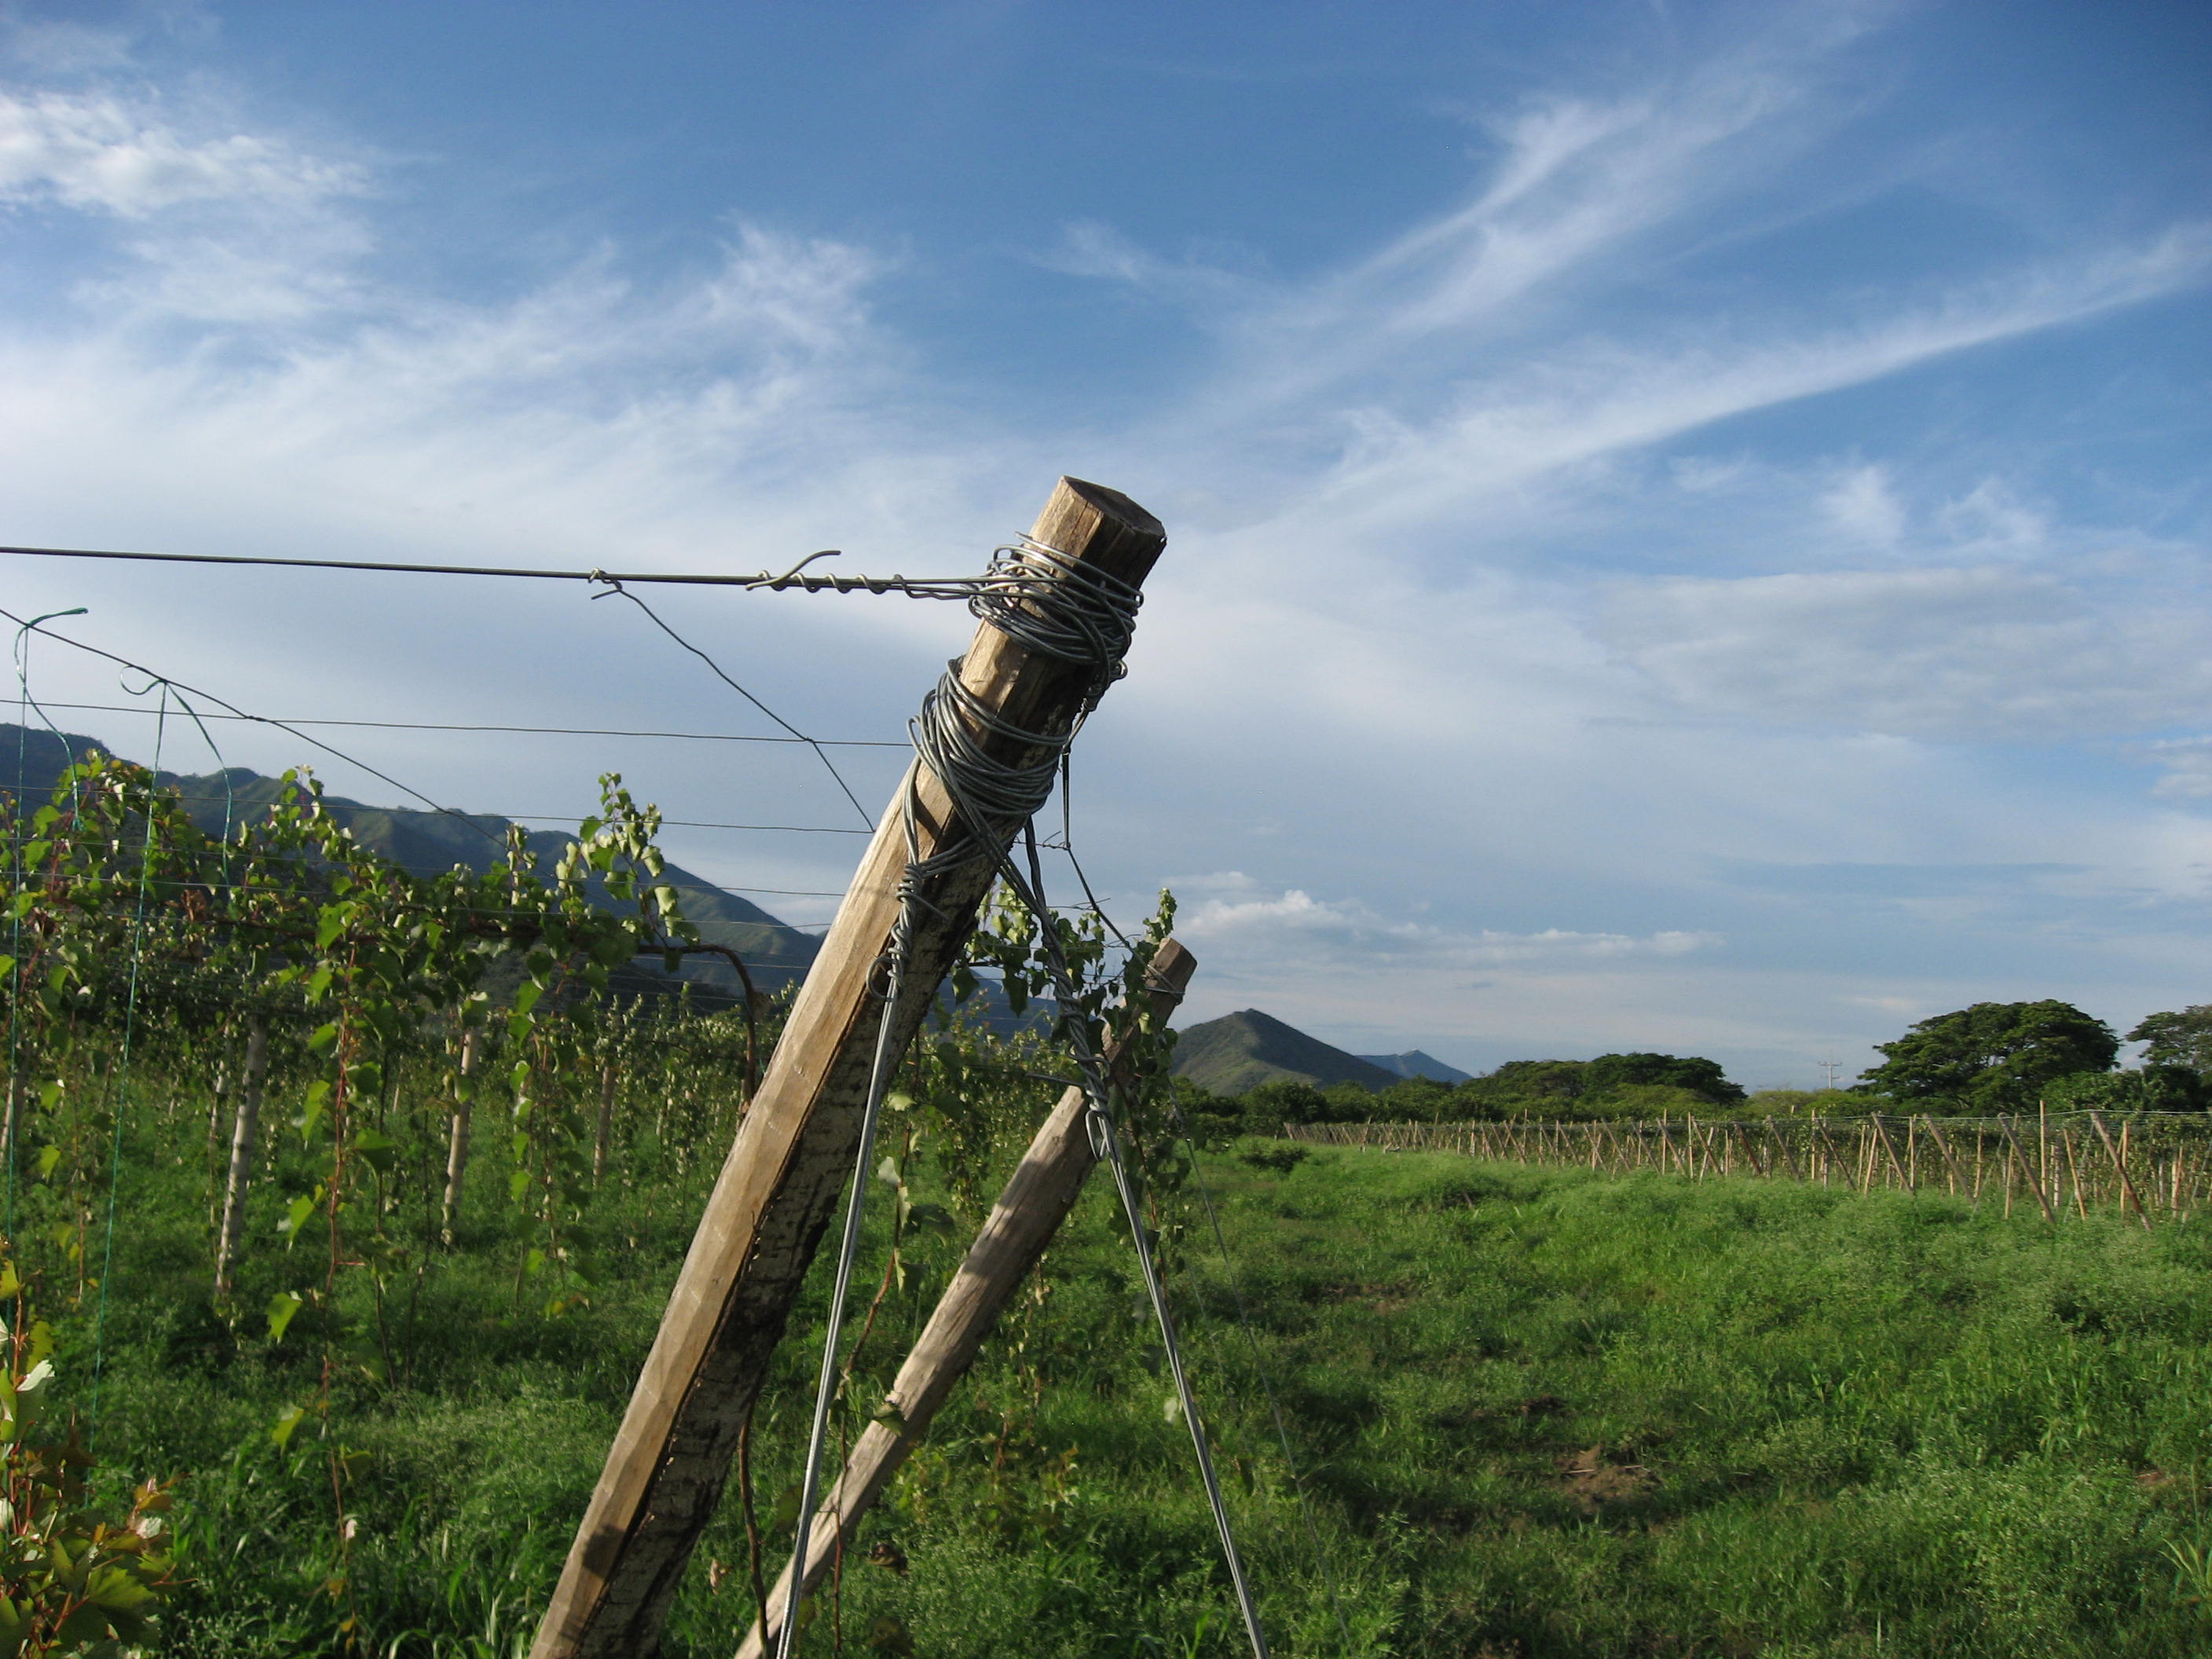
[
  {"left": 0, "top": 722, "right": 820, "bottom": 1000},
  {"left": 1171, "top": 1009, "right": 1398, "bottom": 1096},
  {"left": 1357, "top": 1049, "right": 1471, "bottom": 1084}
]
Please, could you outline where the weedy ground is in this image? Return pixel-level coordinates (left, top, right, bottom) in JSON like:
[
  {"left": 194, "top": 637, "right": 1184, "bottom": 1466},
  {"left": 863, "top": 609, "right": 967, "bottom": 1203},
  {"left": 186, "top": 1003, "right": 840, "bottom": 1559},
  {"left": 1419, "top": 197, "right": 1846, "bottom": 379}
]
[{"left": 70, "top": 1134, "right": 2212, "bottom": 1657}]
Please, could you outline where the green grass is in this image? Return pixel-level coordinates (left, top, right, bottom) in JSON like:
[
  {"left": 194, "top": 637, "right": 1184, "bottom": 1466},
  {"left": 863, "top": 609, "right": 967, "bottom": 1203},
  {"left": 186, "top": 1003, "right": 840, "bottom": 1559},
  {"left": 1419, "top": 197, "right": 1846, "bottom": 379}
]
[{"left": 56, "top": 1130, "right": 2212, "bottom": 1656}]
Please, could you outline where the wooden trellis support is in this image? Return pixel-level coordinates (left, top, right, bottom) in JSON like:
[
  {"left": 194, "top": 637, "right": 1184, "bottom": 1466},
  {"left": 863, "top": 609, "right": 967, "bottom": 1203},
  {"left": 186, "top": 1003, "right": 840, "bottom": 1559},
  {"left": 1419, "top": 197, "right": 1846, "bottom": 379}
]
[
  {"left": 734, "top": 939, "right": 1197, "bottom": 1659},
  {"left": 530, "top": 478, "right": 1167, "bottom": 1659}
]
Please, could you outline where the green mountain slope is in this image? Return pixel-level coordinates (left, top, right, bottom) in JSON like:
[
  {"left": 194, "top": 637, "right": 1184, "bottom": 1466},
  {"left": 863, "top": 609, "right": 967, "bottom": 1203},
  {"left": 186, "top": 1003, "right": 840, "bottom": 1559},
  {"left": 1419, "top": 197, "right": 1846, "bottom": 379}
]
[
  {"left": 1170, "top": 1009, "right": 1398, "bottom": 1096},
  {"left": 1, "top": 723, "right": 822, "bottom": 994}
]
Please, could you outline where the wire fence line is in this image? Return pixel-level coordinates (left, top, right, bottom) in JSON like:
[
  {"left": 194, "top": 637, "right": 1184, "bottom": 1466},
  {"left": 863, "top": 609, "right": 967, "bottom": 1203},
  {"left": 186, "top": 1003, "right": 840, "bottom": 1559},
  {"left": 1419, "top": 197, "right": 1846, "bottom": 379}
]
[{"left": 1285, "top": 1110, "right": 2212, "bottom": 1225}]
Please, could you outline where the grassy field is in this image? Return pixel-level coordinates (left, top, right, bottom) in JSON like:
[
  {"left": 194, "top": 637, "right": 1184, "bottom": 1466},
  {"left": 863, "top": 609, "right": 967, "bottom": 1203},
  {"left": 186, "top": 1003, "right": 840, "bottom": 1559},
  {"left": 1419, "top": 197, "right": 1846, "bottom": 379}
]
[{"left": 63, "top": 1128, "right": 2212, "bottom": 1657}]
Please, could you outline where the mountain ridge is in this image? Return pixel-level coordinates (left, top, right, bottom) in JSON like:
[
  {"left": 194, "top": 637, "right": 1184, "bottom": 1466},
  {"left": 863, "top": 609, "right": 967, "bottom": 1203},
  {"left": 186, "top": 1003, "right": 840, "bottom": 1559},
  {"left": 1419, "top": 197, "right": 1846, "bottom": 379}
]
[{"left": 1170, "top": 1008, "right": 1398, "bottom": 1096}]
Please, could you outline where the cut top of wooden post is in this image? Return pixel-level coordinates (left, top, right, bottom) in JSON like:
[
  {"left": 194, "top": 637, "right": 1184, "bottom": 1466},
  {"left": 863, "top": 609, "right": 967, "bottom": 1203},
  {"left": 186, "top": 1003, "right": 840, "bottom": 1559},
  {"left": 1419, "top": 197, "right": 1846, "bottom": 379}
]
[{"left": 531, "top": 478, "right": 1166, "bottom": 1659}]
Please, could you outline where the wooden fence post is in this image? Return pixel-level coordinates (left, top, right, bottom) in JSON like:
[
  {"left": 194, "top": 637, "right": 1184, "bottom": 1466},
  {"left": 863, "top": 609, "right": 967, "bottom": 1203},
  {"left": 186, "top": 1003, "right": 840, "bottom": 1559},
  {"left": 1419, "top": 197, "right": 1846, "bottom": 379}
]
[
  {"left": 733, "top": 942, "right": 1196, "bottom": 1659},
  {"left": 529, "top": 479, "right": 1167, "bottom": 1659}
]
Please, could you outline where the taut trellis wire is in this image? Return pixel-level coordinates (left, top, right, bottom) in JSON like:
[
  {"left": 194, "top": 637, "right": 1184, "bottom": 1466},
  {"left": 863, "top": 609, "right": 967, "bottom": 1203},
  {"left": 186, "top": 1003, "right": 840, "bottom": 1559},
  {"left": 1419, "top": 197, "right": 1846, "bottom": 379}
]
[{"left": 1291, "top": 1110, "right": 2212, "bottom": 1225}]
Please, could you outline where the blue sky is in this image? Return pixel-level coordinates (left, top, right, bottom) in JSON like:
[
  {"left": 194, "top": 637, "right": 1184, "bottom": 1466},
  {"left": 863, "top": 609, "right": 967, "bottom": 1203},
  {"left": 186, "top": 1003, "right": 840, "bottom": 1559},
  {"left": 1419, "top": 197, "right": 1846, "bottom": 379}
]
[{"left": 2, "top": 0, "right": 2208, "bottom": 1086}]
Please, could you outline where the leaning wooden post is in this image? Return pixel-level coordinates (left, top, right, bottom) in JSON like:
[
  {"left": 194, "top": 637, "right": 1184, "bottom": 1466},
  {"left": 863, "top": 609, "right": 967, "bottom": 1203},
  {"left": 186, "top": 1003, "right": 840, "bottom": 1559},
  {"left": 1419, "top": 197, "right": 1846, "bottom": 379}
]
[
  {"left": 1870, "top": 1115, "right": 1910, "bottom": 1193},
  {"left": 531, "top": 479, "right": 1166, "bottom": 1659},
  {"left": 1921, "top": 1116, "right": 1968, "bottom": 1203},
  {"left": 2083, "top": 1113, "right": 2152, "bottom": 1229},
  {"left": 734, "top": 940, "right": 1196, "bottom": 1659},
  {"left": 1732, "top": 1120, "right": 1767, "bottom": 1178},
  {"left": 1998, "top": 1115, "right": 2056, "bottom": 1225},
  {"left": 1768, "top": 1116, "right": 1801, "bottom": 1182}
]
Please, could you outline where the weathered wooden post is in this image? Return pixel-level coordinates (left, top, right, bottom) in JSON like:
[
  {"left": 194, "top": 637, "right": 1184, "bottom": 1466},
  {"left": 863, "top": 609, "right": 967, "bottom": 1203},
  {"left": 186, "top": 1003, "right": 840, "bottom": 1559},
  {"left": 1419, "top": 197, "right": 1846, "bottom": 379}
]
[
  {"left": 531, "top": 479, "right": 1166, "bottom": 1659},
  {"left": 734, "top": 940, "right": 1196, "bottom": 1659}
]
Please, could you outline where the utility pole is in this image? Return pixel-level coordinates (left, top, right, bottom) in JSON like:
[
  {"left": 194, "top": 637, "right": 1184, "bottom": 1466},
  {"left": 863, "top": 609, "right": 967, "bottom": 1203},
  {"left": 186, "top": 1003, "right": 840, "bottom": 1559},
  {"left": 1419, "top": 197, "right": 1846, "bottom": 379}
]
[{"left": 530, "top": 478, "right": 1167, "bottom": 1659}]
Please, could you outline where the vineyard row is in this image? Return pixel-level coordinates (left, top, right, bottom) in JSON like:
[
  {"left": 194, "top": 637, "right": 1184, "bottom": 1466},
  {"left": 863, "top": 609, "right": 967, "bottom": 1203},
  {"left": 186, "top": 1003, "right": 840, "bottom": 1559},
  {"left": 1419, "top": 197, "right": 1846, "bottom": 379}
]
[{"left": 1285, "top": 1110, "right": 2212, "bottom": 1224}]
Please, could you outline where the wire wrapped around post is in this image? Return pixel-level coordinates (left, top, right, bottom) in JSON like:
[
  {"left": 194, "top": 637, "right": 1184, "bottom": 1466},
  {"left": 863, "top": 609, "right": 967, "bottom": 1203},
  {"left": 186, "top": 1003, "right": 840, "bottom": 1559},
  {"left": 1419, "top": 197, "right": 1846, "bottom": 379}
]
[{"left": 531, "top": 478, "right": 1170, "bottom": 1659}]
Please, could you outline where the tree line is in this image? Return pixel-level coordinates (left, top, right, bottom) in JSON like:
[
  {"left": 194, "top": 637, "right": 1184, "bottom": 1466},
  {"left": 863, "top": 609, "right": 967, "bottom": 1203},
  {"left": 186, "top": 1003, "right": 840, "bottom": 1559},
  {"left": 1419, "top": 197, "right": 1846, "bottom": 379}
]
[{"left": 1189, "top": 1000, "right": 2212, "bottom": 1134}]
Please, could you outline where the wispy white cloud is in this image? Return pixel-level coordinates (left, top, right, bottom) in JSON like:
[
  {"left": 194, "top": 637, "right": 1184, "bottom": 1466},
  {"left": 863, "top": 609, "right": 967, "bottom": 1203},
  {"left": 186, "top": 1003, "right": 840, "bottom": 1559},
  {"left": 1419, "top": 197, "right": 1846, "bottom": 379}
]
[
  {"left": 1172, "top": 876, "right": 1720, "bottom": 970},
  {"left": 1280, "top": 225, "right": 2212, "bottom": 537},
  {"left": 1034, "top": 220, "right": 1253, "bottom": 309},
  {"left": 0, "top": 85, "right": 363, "bottom": 217},
  {"left": 1819, "top": 464, "right": 1906, "bottom": 548}
]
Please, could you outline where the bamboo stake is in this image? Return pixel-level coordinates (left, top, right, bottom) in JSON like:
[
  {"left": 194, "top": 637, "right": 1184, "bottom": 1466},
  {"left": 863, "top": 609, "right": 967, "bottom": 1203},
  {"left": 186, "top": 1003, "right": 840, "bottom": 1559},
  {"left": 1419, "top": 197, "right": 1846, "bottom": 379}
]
[
  {"left": 2053, "top": 1132, "right": 2088, "bottom": 1221},
  {"left": 441, "top": 1029, "right": 478, "bottom": 1248},
  {"left": 2039, "top": 1100, "right": 2053, "bottom": 1217},
  {"left": 2060, "top": 1127, "right": 2089, "bottom": 1221},
  {"left": 594, "top": 1060, "right": 619, "bottom": 1185},
  {"left": 212, "top": 1013, "right": 269, "bottom": 1298}
]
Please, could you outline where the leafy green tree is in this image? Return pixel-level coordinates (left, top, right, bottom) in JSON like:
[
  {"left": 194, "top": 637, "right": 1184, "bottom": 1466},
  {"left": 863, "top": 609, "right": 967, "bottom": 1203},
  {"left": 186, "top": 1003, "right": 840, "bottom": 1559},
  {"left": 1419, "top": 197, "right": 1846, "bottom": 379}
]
[
  {"left": 1483, "top": 1060, "right": 1587, "bottom": 1101},
  {"left": 2044, "top": 1065, "right": 2207, "bottom": 1114},
  {"left": 1237, "top": 1080, "right": 1329, "bottom": 1135},
  {"left": 1582, "top": 1052, "right": 1745, "bottom": 1105},
  {"left": 2127, "top": 1005, "right": 2212, "bottom": 1079},
  {"left": 1858, "top": 1000, "right": 2118, "bottom": 1113},
  {"left": 1584, "top": 1082, "right": 1717, "bottom": 1119},
  {"left": 1450, "top": 1060, "right": 1586, "bottom": 1120},
  {"left": 1375, "top": 1075, "right": 1457, "bottom": 1122}
]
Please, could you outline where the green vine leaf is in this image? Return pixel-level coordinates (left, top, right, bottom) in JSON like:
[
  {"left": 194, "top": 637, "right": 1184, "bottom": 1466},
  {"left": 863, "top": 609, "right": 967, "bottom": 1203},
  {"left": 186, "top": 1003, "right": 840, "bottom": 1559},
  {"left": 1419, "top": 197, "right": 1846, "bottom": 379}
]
[{"left": 266, "top": 1291, "right": 304, "bottom": 1345}]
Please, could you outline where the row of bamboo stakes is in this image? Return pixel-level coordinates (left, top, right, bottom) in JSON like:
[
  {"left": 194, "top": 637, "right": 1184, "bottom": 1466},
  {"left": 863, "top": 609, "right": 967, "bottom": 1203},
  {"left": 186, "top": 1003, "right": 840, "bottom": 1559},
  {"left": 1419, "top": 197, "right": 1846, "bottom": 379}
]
[{"left": 1283, "top": 1109, "right": 2212, "bottom": 1225}]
